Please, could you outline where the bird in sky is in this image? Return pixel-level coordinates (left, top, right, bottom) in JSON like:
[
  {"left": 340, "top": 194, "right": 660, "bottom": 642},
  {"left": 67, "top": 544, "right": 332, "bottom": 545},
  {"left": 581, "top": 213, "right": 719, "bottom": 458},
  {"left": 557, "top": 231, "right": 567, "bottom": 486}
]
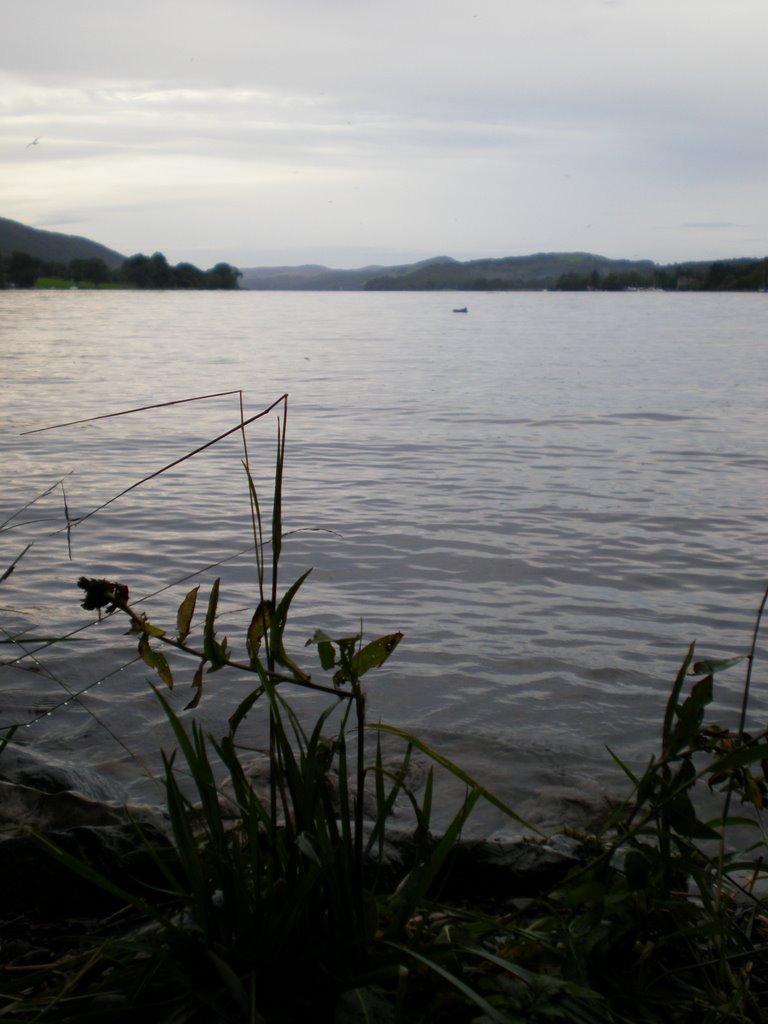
[{"left": 25, "top": 137, "right": 40, "bottom": 149}]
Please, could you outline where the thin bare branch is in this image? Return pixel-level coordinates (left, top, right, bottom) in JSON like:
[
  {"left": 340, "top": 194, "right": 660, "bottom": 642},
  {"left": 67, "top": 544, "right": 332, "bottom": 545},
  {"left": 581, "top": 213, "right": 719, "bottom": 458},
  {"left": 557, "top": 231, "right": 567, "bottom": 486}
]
[
  {"left": 20, "top": 390, "right": 246, "bottom": 435},
  {"left": 61, "top": 393, "right": 289, "bottom": 530}
]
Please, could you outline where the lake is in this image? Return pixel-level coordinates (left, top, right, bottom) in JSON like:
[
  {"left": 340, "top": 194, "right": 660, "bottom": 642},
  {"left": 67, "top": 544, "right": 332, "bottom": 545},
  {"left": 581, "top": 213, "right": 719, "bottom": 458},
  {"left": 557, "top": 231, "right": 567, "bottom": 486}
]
[{"left": 1, "top": 289, "right": 767, "bottom": 835}]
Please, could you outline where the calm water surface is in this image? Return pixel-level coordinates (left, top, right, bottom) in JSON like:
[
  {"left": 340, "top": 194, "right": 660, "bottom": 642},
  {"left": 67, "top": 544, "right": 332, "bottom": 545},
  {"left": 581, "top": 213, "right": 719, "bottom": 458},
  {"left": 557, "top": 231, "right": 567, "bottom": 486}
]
[{"left": 1, "top": 290, "right": 767, "bottom": 833}]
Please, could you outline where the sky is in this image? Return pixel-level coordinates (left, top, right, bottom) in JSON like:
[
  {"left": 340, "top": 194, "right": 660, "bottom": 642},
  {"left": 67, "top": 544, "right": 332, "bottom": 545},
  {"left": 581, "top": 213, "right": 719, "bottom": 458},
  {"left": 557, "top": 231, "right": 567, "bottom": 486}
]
[{"left": 2, "top": 0, "right": 767, "bottom": 270}]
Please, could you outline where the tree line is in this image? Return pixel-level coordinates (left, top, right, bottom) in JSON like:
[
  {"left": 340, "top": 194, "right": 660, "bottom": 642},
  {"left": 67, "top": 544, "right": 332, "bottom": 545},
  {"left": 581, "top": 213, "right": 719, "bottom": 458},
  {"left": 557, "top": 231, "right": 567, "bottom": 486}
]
[
  {"left": 0, "top": 250, "right": 241, "bottom": 290},
  {"left": 554, "top": 259, "right": 768, "bottom": 292}
]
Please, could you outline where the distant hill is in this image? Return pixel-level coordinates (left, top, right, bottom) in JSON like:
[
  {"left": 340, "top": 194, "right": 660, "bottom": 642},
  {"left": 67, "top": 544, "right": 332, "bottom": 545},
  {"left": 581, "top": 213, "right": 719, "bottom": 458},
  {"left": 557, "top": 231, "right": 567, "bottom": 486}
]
[
  {"left": 0, "top": 216, "right": 124, "bottom": 268},
  {"left": 3, "top": 214, "right": 764, "bottom": 292},
  {"left": 238, "top": 256, "right": 456, "bottom": 291},
  {"left": 240, "top": 251, "right": 767, "bottom": 292},
  {"left": 363, "top": 252, "right": 658, "bottom": 291},
  {"left": 238, "top": 253, "right": 660, "bottom": 291}
]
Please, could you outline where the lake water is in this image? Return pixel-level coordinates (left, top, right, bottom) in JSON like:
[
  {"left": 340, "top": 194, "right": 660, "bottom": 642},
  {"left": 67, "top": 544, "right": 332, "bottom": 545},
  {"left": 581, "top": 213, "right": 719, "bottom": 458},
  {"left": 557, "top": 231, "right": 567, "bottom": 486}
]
[{"left": 1, "top": 289, "right": 767, "bottom": 835}]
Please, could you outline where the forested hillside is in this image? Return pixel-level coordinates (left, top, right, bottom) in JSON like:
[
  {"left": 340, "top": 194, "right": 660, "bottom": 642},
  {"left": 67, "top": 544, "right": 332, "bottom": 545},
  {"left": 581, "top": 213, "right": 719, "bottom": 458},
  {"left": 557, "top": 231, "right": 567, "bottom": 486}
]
[
  {"left": 3, "top": 215, "right": 766, "bottom": 292},
  {"left": 0, "top": 218, "right": 240, "bottom": 290},
  {"left": 0, "top": 216, "right": 124, "bottom": 267}
]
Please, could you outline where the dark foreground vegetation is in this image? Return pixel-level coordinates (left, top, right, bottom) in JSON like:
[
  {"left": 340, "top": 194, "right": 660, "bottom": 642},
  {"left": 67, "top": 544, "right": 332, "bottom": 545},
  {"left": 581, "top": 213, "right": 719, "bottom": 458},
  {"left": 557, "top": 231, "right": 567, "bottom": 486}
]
[
  {"left": 2, "top": 395, "right": 768, "bottom": 1023},
  {"left": 0, "top": 250, "right": 241, "bottom": 290}
]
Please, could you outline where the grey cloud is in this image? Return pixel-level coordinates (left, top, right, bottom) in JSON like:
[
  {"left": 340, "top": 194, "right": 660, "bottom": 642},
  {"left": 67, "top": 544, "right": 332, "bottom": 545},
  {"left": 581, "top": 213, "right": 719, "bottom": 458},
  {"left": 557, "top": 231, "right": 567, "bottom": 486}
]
[
  {"left": 683, "top": 222, "right": 740, "bottom": 230},
  {"left": 3, "top": 0, "right": 767, "bottom": 266}
]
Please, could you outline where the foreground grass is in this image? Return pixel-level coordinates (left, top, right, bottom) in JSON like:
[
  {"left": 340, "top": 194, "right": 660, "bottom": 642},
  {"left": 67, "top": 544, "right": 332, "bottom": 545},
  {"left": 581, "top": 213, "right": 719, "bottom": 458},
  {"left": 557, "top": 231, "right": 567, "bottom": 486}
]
[
  {"left": 3, "top": 628, "right": 768, "bottom": 1023},
  {"left": 2, "top": 395, "right": 767, "bottom": 1022}
]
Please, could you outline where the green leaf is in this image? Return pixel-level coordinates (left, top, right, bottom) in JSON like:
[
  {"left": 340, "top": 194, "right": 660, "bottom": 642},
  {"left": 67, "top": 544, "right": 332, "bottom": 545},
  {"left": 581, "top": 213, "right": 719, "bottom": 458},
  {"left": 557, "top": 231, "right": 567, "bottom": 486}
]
[
  {"left": 690, "top": 655, "right": 746, "bottom": 676},
  {"left": 623, "top": 849, "right": 651, "bottom": 888},
  {"left": 138, "top": 635, "right": 173, "bottom": 688},
  {"left": 666, "top": 793, "right": 720, "bottom": 839},
  {"left": 128, "top": 612, "right": 165, "bottom": 638},
  {"left": 742, "top": 768, "right": 765, "bottom": 809},
  {"left": 709, "top": 743, "right": 768, "bottom": 774},
  {"left": 272, "top": 569, "right": 312, "bottom": 632},
  {"left": 316, "top": 640, "right": 337, "bottom": 670},
  {"left": 227, "top": 664, "right": 268, "bottom": 735},
  {"left": 176, "top": 585, "right": 199, "bottom": 643},
  {"left": 663, "top": 643, "right": 695, "bottom": 755},
  {"left": 270, "top": 570, "right": 313, "bottom": 681},
  {"left": 207, "top": 638, "right": 230, "bottom": 673},
  {"left": 185, "top": 661, "right": 205, "bottom": 710},
  {"left": 246, "top": 599, "right": 273, "bottom": 664},
  {"left": 305, "top": 628, "right": 342, "bottom": 670},
  {"left": 203, "top": 578, "right": 220, "bottom": 658},
  {"left": 333, "top": 631, "right": 403, "bottom": 684},
  {"left": 666, "top": 673, "right": 712, "bottom": 755},
  {"left": 203, "top": 578, "right": 229, "bottom": 672}
]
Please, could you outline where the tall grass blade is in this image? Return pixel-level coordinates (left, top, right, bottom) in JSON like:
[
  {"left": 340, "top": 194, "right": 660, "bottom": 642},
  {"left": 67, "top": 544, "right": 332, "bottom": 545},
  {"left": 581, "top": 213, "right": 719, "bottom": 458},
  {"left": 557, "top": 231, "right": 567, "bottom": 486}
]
[
  {"left": 389, "top": 788, "right": 480, "bottom": 936},
  {"left": 384, "top": 941, "right": 511, "bottom": 1023},
  {"left": 662, "top": 642, "right": 695, "bottom": 755},
  {"left": 739, "top": 579, "right": 768, "bottom": 736},
  {"left": 67, "top": 393, "right": 288, "bottom": 528},
  {"left": 1, "top": 544, "right": 32, "bottom": 584},
  {"left": 372, "top": 724, "right": 538, "bottom": 833}
]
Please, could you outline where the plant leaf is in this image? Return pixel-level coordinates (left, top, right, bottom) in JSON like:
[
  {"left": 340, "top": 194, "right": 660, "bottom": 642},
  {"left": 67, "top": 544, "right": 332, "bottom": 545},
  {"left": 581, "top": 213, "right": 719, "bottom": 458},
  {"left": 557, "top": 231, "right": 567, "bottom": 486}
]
[
  {"left": 316, "top": 640, "right": 337, "bottom": 671},
  {"left": 176, "top": 585, "right": 199, "bottom": 643},
  {"left": 203, "top": 578, "right": 229, "bottom": 672},
  {"left": 305, "top": 629, "right": 344, "bottom": 671},
  {"left": 333, "top": 631, "right": 403, "bottom": 684},
  {"left": 667, "top": 673, "right": 712, "bottom": 755},
  {"left": 185, "top": 661, "right": 206, "bottom": 710},
  {"left": 247, "top": 599, "right": 273, "bottom": 664},
  {"left": 270, "top": 570, "right": 313, "bottom": 680},
  {"left": 743, "top": 769, "right": 765, "bottom": 809},
  {"left": 710, "top": 743, "right": 768, "bottom": 773},
  {"left": 663, "top": 643, "right": 695, "bottom": 755},
  {"left": 138, "top": 635, "right": 173, "bottom": 688},
  {"left": 690, "top": 655, "right": 747, "bottom": 676}
]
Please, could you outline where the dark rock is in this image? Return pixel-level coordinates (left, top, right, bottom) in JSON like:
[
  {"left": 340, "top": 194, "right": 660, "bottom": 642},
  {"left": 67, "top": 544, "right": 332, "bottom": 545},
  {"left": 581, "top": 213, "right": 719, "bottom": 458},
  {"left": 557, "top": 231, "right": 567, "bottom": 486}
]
[
  {"left": 434, "top": 833, "right": 587, "bottom": 903},
  {"left": 0, "top": 743, "right": 128, "bottom": 802},
  {"left": 0, "top": 779, "right": 132, "bottom": 830},
  {"left": 361, "top": 824, "right": 588, "bottom": 905},
  {"left": 0, "top": 741, "right": 168, "bottom": 832},
  {"left": 0, "top": 822, "right": 177, "bottom": 918},
  {"left": 0, "top": 745, "right": 589, "bottom": 928}
]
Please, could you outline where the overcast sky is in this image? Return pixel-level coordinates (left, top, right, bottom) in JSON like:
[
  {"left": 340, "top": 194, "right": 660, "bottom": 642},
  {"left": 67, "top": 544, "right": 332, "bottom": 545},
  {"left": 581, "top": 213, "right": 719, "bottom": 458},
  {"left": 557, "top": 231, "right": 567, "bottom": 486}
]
[{"left": 2, "top": 0, "right": 767, "bottom": 269}]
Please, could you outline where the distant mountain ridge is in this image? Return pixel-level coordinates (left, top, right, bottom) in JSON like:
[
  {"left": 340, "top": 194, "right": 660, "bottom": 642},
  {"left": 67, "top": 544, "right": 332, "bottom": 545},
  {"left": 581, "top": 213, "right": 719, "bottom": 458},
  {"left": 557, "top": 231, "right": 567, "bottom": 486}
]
[
  {"left": 0, "top": 216, "right": 124, "bottom": 268},
  {"left": 365, "top": 252, "right": 654, "bottom": 292},
  {"left": 239, "top": 253, "right": 658, "bottom": 291},
  {"left": 3, "top": 215, "right": 765, "bottom": 291},
  {"left": 240, "top": 251, "right": 766, "bottom": 292},
  {"left": 238, "top": 256, "right": 456, "bottom": 291}
]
